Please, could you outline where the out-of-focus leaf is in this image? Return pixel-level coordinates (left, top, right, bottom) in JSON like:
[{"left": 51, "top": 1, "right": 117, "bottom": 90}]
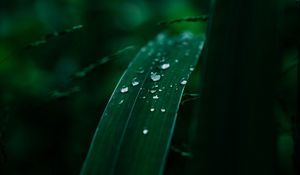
[{"left": 80, "top": 32, "right": 205, "bottom": 175}]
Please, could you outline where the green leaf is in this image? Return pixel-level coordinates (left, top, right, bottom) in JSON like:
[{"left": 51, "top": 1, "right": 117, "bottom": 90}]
[{"left": 80, "top": 32, "right": 205, "bottom": 175}]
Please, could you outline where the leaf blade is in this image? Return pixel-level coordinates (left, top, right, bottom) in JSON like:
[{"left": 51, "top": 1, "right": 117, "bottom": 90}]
[{"left": 81, "top": 32, "right": 205, "bottom": 175}]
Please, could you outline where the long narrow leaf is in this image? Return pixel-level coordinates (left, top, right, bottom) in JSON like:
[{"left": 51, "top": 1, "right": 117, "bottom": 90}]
[{"left": 81, "top": 32, "right": 205, "bottom": 175}]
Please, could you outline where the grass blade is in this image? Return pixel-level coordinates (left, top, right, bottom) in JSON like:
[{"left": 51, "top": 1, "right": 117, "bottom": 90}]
[{"left": 80, "top": 32, "right": 205, "bottom": 175}]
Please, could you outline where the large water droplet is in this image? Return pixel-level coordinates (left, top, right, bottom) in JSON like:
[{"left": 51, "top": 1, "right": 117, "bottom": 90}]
[
  {"left": 120, "top": 86, "right": 129, "bottom": 93},
  {"left": 161, "top": 108, "right": 166, "bottom": 112},
  {"left": 132, "top": 78, "right": 140, "bottom": 86},
  {"left": 150, "top": 72, "right": 161, "bottom": 82},
  {"left": 142, "top": 129, "right": 149, "bottom": 135},
  {"left": 180, "top": 79, "right": 187, "bottom": 85},
  {"left": 159, "top": 63, "right": 170, "bottom": 70},
  {"left": 150, "top": 108, "right": 155, "bottom": 112},
  {"left": 153, "top": 95, "right": 159, "bottom": 99}
]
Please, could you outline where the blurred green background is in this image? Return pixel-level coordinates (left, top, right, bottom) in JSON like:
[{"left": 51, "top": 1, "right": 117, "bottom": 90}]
[{"left": 0, "top": 0, "right": 209, "bottom": 174}]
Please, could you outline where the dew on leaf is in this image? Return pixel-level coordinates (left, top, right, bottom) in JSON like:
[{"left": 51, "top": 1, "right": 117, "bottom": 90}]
[
  {"left": 119, "top": 99, "right": 124, "bottom": 104},
  {"left": 120, "top": 86, "right": 129, "bottom": 93},
  {"left": 150, "top": 108, "right": 155, "bottom": 112},
  {"left": 132, "top": 78, "right": 140, "bottom": 86},
  {"left": 150, "top": 72, "right": 161, "bottom": 82},
  {"left": 150, "top": 89, "right": 156, "bottom": 93},
  {"left": 180, "top": 79, "right": 187, "bottom": 85},
  {"left": 189, "top": 67, "right": 195, "bottom": 71},
  {"left": 142, "top": 129, "right": 149, "bottom": 135},
  {"left": 137, "top": 67, "right": 145, "bottom": 74},
  {"left": 153, "top": 95, "right": 159, "bottom": 99},
  {"left": 161, "top": 108, "right": 166, "bottom": 112},
  {"left": 159, "top": 63, "right": 170, "bottom": 70}
]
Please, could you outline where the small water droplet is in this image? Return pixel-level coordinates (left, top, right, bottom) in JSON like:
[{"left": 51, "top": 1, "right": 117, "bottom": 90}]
[
  {"left": 153, "top": 95, "right": 159, "bottom": 99},
  {"left": 120, "top": 86, "right": 129, "bottom": 93},
  {"left": 150, "top": 89, "right": 156, "bottom": 93},
  {"left": 150, "top": 108, "right": 155, "bottom": 112},
  {"left": 180, "top": 79, "right": 187, "bottom": 85},
  {"left": 189, "top": 67, "right": 195, "bottom": 71},
  {"left": 170, "top": 85, "right": 173, "bottom": 88},
  {"left": 158, "top": 89, "right": 162, "bottom": 92},
  {"left": 175, "top": 59, "right": 179, "bottom": 63},
  {"left": 137, "top": 67, "right": 145, "bottom": 74},
  {"left": 132, "top": 78, "right": 140, "bottom": 86},
  {"left": 142, "top": 96, "right": 146, "bottom": 99},
  {"left": 161, "top": 108, "right": 166, "bottom": 112},
  {"left": 119, "top": 99, "right": 124, "bottom": 104},
  {"left": 159, "top": 63, "right": 170, "bottom": 70},
  {"left": 150, "top": 72, "right": 161, "bottom": 82},
  {"left": 142, "top": 129, "right": 149, "bottom": 135}
]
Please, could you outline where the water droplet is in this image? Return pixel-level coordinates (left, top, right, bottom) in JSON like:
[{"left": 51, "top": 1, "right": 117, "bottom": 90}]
[
  {"left": 150, "top": 72, "right": 161, "bottom": 82},
  {"left": 175, "top": 59, "right": 179, "bottom": 63},
  {"left": 161, "top": 108, "right": 166, "bottom": 112},
  {"left": 150, "top": 108, "right": 155, "bottom": 112},
  {"left": 170, "top": 85, "right": 173, "bottom": 88},
  {"left": 159, "top": 63, "right": 170, "bottom": 70},
  {"left": 137, "top": 67, "right": 145, "bottom": 74},
  {"left": 120, "top": 86, "right": 128, "bottom": 93},
  {"left": 189, "top": 67, "right": 195, "bottom": 71},
  {"left": 132, "top": 78, "right": 140, "bottom": 86},
  {"left": 142, "top": 129, "right": 149, "bottom": 135},
  {"left": 158, "top": 89, "right": 162, "bottom": 92},
  {"left": 153, "top": 95, "right": 159, "bottom": 99},
  {"left": 142, "top": 96, "right": 146, "bottom": 99},
  {"left": 119, "top": 99, "right": 124, "bottom": 104},
  {"left": 150, "top": 89, "right": 156, "bottom": 93},
  {"left": 180, "top": 79, "right": 187, "bottom": 85}
]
